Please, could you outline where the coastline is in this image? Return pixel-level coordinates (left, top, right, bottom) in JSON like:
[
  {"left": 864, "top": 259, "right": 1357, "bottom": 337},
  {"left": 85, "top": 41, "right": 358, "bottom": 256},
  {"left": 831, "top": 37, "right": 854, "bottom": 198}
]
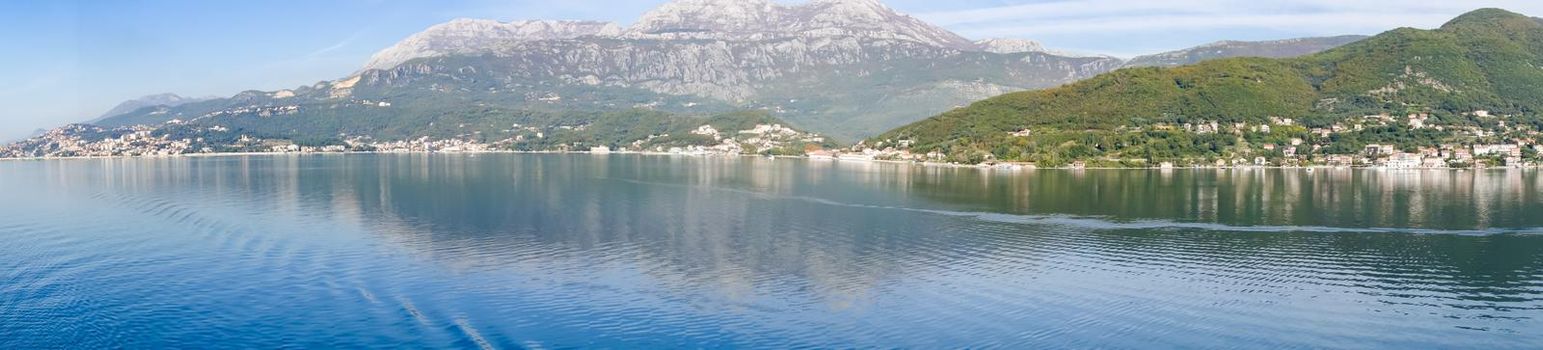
[
  {"left": 3, "top": 150, "right": 1538, "bottom": 171},
  {"left": 0, "top": 150, "right": 773, "bottom": 163},
  {"left": 848, "top": 160, "right": 1540, "bottom": 171}
]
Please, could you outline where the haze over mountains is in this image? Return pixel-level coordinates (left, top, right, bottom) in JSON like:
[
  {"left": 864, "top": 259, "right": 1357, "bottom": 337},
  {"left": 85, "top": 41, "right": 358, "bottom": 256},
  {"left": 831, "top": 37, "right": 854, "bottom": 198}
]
[
  {"left": 1121, "top": 35, "right": 1370, "bottom": 68},
  {"left": 93, "top": 94, "right": 217, "bottom": 122},
  {"left": 84, "top": 0, "right": 1366, "bottom": 142}
]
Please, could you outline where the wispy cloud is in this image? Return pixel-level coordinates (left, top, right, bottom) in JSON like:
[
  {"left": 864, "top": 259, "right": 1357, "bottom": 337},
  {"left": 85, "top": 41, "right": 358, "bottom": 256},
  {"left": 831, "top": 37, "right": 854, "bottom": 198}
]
[{"left": 306, "top": 30, "right": 369, "bottom": 60}]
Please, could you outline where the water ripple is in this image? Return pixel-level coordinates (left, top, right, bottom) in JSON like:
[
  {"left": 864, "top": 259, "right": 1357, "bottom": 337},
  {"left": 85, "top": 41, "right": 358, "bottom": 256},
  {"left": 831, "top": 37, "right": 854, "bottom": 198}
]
[{"left": 1, "top": 156, "right": 1539, "bottom": 349}]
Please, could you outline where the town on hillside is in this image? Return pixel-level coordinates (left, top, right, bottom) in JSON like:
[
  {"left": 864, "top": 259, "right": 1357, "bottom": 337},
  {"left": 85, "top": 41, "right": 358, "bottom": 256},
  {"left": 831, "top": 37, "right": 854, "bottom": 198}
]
[
  {"left": 0, "top": 120, "right": 826, "bottom": 159},
  {"left": 845, "top": 110, "right": 1542, "bottom": 169}
]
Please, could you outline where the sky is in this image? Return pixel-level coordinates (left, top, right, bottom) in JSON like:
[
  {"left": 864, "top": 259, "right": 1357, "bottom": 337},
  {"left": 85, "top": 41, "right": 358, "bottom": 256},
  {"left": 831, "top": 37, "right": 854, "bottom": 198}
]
[{"left": 3, "top": 0, "right": 1542, "bottom": 141}]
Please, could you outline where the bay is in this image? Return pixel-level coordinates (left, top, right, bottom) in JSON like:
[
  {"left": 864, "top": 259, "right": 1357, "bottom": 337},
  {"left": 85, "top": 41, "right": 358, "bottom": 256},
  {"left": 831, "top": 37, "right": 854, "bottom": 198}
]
[{"left": 1, "top": 154, "right": 1540, "bottom": 348}]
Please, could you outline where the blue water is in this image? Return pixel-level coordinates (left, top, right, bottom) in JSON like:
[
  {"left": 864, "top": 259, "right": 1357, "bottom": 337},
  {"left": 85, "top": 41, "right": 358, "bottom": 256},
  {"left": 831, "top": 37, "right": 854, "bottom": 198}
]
[{"left": 1, "top": 154, "right": 1540, "bottom": 348}]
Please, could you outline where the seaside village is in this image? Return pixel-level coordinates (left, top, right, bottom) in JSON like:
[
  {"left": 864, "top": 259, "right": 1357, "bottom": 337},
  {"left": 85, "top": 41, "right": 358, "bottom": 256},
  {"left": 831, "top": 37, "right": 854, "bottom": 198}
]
[
  {"left": 834, "top": 111, "right": 1542, "bottom": 169},
  {"left": 0, "top": 120, "right": 824, "bottom": 159},
  {"left": 587, "top": 123, "right": 824, "bottom": 155}
]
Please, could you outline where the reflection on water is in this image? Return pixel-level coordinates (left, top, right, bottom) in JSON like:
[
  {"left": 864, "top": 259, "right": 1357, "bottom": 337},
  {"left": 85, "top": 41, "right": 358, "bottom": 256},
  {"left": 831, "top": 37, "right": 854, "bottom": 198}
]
[
  {"left": 1, "top": 154, "right": 1540, "bottom": 348},
  {"left": 830, "top": 162, "right": 1543, "bottom": 230}
]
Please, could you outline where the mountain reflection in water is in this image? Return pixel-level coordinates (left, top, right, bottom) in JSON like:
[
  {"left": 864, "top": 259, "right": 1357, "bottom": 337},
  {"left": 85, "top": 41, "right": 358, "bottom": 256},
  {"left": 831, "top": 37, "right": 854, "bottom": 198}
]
[{"left": 1, "top": 154, "right": 1539, "bottom": 348}]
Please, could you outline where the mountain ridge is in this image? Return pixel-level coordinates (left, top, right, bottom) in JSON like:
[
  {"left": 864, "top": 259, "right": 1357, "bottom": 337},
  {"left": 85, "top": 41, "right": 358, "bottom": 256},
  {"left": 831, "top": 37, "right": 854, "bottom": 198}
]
[
  {"left": 78, "top": 0, "right": 1372, "bottom": 145},
  {"left": 362, "top": 19, "right": 623, "bottom": 72},
  {"left": 95, "top": 93, "right": 218, "bottom": 122},
  {"left": 870, "top": 8, "right": 1543, "bottom": 166},
  {"left": 1123, "top": 35, "right": 1370, "bottom": 68}
]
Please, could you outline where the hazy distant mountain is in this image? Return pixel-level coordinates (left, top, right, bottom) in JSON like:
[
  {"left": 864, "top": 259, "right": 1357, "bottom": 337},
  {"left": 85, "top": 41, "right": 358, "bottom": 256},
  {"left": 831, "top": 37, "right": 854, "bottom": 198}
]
[
  {"left": 1, "top": 129, "right": 45, "bottom": 144},
  {"left": 1124, "top": 35, "right": 1369, "bottom": 68},
  {"left": 95, "top": 93, "right": 217, "bottom": 121},
  {"left": 86, "top": 0, "right": 1368, "bottom": 141}
]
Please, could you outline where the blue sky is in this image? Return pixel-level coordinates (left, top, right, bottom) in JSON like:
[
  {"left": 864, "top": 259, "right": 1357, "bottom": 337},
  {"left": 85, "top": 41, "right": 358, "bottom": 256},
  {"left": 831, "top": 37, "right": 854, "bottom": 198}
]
[{"left": 3, "top": 0, "right": 1542, "bottom": 140}]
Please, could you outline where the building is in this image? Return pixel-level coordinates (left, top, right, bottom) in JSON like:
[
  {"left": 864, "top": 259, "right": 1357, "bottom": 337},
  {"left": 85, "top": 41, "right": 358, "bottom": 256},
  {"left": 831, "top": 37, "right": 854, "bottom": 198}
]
[
  {"left": 1473, "top": 144, "right": 1521, "bottom": 157},
  {"left": 1385, "top": 153, "right": 1422, "bottom": 169},
  {"left": 1363, "top": 144, "right": 1394, "bottom": 156}
]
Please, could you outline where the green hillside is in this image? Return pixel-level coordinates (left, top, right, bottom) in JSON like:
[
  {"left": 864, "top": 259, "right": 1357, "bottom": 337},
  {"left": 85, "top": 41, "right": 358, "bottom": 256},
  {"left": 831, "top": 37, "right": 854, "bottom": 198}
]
[
  {"left": 873, "top": 9, "right": 1543, "bottom": 166},
  {"left": 158, "top": 108, "right": 822, "bottom": 153}
]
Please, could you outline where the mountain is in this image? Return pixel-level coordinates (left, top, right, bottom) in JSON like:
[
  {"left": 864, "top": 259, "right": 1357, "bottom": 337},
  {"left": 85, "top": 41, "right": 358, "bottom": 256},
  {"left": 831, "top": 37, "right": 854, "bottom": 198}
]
[
  {"left": 97, "top": 0, "right": 1132, "bottom": 141},
  {"left": 1124, "top": 35, "right": 1370, "bottom": 68},
  {"left": 622, "top": 0, "right": 977, "bottom": 50},
  {"left": 78, "top": 0, "right": 1367, "bottom": 146},
  {"left": 974, "top": 38, "right": 1048, "bottom": 54},
  {"left": 362, "top": 19, "right": 623, "bottom": 72},
  {"left": 95, "top": 93, "right": 216, "bottom": 121},
  {"left": 872, "top": 9, "right": 1543, "bottom": 166}
]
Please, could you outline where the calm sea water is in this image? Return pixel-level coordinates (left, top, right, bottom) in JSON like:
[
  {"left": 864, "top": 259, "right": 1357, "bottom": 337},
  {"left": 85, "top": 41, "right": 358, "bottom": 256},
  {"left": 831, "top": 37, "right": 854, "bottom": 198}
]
[{"left": 2, "top": 154, "right": 1540, "bottom": 348}]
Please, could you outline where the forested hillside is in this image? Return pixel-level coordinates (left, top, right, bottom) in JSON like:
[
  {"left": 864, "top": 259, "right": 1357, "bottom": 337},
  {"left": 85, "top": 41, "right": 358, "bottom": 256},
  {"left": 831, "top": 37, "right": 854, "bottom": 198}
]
[{"left": 873, "top": 9, "right": 1543, "bottom": 167}]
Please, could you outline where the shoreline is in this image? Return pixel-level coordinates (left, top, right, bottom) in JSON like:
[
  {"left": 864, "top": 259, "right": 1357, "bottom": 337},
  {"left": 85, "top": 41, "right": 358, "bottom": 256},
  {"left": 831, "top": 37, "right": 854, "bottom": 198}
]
[
  {"left": 0, "top": 150, "right": 767, "bottom": 162},
  {"left": 806, "top": 155, "right": 1541, "bottom": 171},
  {"left": 2, "top": 151, "right": 1538, "bottom": 171}
]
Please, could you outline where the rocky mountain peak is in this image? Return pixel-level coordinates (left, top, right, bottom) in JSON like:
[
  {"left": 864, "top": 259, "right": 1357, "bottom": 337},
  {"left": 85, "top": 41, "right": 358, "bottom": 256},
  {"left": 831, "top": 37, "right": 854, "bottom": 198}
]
[
  {"left": 806, "top": 0, "right": 891, "bottom": 20},
  {"left": 362, "top": 19, "right": 621, "bottom": 71},
  {"left": 364, "top": 0, "right": 990, "bottom": 73},
  {"left": 787, "top": 0, "right": 974, "bottom": 49},
  {"left": 627, "top": 0, "right": 777, "bottom": 35},
  {"left": 620, "top": 0, "right": 973, "bottom": 49},
  {"left": 974, "top": 38, "right": 1048, "bottom": 54}
]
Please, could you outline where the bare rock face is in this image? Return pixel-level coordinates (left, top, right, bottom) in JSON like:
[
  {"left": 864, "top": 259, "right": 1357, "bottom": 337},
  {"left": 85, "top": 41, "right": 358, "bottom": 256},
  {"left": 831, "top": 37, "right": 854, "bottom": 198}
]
[
  {"left": 623, "top": 0, "right": 975, "bottom": 50},
  {"left": 362, "top": 19, "right": 623, "bottom": 71},
  {"left": 626, "top": 0, "right": 780, "bottom": 38},
  {"left": 974, "top": 38, "right": 1048, "bottom": 54}
]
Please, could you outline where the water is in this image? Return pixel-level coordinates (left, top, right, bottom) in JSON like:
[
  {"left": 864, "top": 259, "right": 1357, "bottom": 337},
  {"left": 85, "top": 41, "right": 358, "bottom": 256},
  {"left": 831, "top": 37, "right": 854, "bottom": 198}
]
[{"left": 1, "top": 154, "right": 1540, "bottom": 348}]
